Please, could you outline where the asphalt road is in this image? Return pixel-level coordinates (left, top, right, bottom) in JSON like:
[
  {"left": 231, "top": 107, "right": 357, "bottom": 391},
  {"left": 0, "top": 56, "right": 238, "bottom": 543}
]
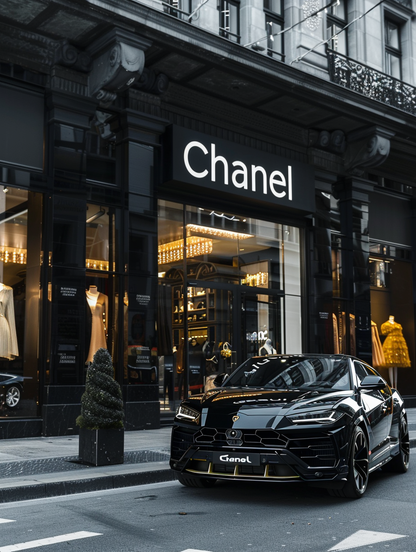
[{"left": 0, "top": 451, "right": 415, "bottom": 552}]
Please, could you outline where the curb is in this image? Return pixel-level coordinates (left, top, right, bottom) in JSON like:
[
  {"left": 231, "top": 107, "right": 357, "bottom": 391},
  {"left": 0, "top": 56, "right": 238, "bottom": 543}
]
[
  {"left": 0, "top": 468, "right": 176, "bottom": 504},
  {"left": 1, "top": 438, "right": 414, "bottom": 504}
]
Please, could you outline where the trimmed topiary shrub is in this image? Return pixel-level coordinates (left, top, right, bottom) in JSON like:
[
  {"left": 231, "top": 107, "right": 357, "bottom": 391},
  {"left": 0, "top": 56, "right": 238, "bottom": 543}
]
[{"left": 76, "top": 348, "right": 124, "bottom": 430}]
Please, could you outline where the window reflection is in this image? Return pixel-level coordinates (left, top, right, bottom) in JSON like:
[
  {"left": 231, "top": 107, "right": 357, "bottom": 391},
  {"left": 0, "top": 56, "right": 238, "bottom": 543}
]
[
  {"left": 0, "top": 186, "right": 42, "bottom": 417},
  {"left": 157, "top": 201, "right": 302, "bottom": 410}
]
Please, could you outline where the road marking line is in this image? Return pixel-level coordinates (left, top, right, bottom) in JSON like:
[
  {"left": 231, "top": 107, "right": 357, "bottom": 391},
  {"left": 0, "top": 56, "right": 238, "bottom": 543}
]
[
  {"left": 0, "top": 518, "right": 15, "bottom": 524},
  {"left": 181, "top": 549, "right": 212, "bottom": 552},
  {"left": 0, "top": 531, "right": 102, "bottom": 551},
  {"left": 328, "top": 529, "right": 407, "bottom": 551}
]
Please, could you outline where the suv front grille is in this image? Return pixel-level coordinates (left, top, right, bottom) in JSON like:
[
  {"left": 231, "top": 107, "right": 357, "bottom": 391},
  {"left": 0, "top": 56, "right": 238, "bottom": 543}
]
[
  {"left": 194, "top": 427, "right": 288, "bottom": 448},
  {"left": 171, "top": 426, "right": 195, "bottom": 460},
  {"left": 287, "top": 436, "right": 336, "bottom": 468}
]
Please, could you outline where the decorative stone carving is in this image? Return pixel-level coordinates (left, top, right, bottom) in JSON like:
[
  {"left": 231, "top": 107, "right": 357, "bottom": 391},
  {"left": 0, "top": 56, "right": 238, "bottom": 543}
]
[
  {"left": 301, "top": 0, "right": 322, "bottom": 31},
  {"left": 55, "top": 40, "right": 91, "bottom": 73},
  {"left": 134, "top": 68, "right": 170, "bottom": 95},
  {"left": 92, "top": 110, "right": 115, "bottom": 140},
  {"left": 344, "top": 127, "right": 395, "bottom": 175},
  {"left": 307, "top": 129, "right": 346, "bottom": 154},
  {"left": 88, "top": 29, "right": 151, "bottom": 107}
]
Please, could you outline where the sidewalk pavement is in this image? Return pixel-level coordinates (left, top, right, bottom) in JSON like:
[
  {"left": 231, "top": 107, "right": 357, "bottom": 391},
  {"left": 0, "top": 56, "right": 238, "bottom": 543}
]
[{"left": 0, "top": 409, "right": 415, "bottom": 504}]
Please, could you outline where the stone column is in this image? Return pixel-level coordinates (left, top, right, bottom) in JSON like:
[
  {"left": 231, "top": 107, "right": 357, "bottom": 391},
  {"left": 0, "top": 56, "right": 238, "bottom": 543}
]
[
  {"left": 110, "top": 106, "right": 169, "bottom": 430},
  {"left": 333, "top": 177, "right": 373, "bottom": 363}
]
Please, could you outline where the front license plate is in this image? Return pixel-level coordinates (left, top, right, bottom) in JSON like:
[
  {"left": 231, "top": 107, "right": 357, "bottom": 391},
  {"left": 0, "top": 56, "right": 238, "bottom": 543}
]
[{"left": 213, "top": 452, "right": 260, "bottom": 466}]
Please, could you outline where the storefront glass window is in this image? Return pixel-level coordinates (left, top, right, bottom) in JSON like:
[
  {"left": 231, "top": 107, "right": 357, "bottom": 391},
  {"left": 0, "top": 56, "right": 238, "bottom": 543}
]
[
  {"left": 85, "top": 203, "right": 117, "bottom": 367},
  {"left": 0, "top": 186, "right": 42, "bottom": 417},
  {"left": 157, "top": 200, "right": 302, "bottom": 410}
]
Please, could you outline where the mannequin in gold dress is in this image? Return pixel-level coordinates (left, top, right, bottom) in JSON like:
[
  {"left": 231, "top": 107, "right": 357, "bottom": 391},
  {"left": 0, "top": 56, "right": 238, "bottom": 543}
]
[
  {"left": 380, "top": 315, "right": 411, "bottom": 388},
  {"left": 85, "top": 285, "right": 108, "bottom": 363}
]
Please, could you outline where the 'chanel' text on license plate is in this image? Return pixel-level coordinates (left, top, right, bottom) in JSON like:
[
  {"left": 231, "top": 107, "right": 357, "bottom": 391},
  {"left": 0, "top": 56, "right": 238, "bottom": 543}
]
[{"left": 213, "top": 452, "right": 260, "bottom": 465}]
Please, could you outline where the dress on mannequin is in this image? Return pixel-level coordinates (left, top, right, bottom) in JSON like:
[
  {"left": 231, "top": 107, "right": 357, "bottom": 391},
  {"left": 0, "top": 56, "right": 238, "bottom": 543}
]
[
  {"left": 371, "top": 321, "right": 385, "bottom": 368},
  {"left": 381, "top": 316, "right": 411, "bottom": 367},
  {"left": 85, "top": 285, "right": 108, "bottom": 363},
  {"left": 0, "top": 283, "right": 19, "bottom": 360},
  {"left": 259, "top": 339, "right": 277, "bottom": 356},
  {"left": 381, "top": 315, "right": 411, "bottom": 388}
]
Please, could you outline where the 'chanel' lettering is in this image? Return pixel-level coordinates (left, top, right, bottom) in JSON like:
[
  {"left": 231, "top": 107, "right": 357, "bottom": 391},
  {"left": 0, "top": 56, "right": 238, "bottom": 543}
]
[
  {"left": 184, "top": 141, "right": 292, "bottom": 201},
  {"left": 219, "top": 454, "right": 252, "bottom": 463}
]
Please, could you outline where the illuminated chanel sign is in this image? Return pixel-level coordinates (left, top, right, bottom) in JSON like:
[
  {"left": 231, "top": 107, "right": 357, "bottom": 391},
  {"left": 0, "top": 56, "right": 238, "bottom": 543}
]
[
  {"left": 183, "top": 141, "right": 292, "bottom": 200},
  {"left": 165, "top": 126, "right": 315, "bottom": 212}
]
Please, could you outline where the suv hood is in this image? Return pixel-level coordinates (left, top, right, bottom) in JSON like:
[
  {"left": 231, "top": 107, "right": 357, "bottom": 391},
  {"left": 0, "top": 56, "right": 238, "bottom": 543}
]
[{"left": 184, "top": 387, "right": 354, "bottom": 429}]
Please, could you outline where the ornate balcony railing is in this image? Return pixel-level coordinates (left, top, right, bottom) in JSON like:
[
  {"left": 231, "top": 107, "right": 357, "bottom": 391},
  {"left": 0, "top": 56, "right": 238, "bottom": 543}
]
[{"left": 327, "top": 49, "right": 416, "bottom": 116}]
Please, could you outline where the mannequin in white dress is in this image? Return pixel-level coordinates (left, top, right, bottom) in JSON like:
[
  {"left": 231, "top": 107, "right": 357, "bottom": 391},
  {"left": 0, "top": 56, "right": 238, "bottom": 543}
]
[
  {"left": 0, "top": 283, "right": 19, "bottom": 360},
  {"left": 85, "top": 285, "right": 108, "bottom": 363},
  {"left": 259, "top": 339, "right": 277, "bottom": 356}
]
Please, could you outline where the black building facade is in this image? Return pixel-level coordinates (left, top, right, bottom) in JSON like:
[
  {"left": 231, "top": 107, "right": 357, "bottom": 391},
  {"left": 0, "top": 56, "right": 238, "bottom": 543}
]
[{"left": 1, "top": 0, "right": 416, "bottom": 438}]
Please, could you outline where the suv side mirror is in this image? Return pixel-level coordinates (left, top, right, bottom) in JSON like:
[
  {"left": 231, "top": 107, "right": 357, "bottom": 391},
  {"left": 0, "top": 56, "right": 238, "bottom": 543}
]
[
  {"left": 359, "top": 375, "right": 387, "bottom": 390},
  {"left": 213, "top": 373, "right": 228, "bottom": 387}
]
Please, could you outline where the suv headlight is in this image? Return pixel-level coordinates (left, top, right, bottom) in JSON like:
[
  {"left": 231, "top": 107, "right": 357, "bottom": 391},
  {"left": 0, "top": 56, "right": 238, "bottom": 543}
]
[
  {"left": 176, "top": 405, "right": 200, "bottom": 423},
  {"left": 288, "top": 410, "right": 344, "bottom": 424}
]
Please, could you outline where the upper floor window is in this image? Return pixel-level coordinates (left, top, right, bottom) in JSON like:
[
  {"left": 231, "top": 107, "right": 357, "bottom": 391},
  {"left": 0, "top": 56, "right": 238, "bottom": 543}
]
[
  {"left": 164, "top": 0, "right": 191, "bottom": 20},
  {"left": 219, "top": 0, "right": 240, "bottom": 43},
  {"left": 264, "top": 0, "right": 282, "bottom": 16},
  {"left": 265, "top": 16, "right": 284, "bottom": 60},
  {"left": 385, "top": 17, "right": 402, "bottom": 79},
  {"left": 326, "top": 0, "right": 347, "bottom": 55},
  {"left": 264, "top": 0, "right": 284, "bottom": 60}
]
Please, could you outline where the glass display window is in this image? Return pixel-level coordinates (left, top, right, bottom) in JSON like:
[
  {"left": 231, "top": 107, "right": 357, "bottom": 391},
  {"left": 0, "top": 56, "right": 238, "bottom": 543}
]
[
  {"left": 0, "top": 186, "right": 42, "bottom": 417},
  {"left": 157, "top": 200, "right": 302, "bottom": 410},
  {"left": 85, "top": 203, "right": 117, "bottom": 366}
]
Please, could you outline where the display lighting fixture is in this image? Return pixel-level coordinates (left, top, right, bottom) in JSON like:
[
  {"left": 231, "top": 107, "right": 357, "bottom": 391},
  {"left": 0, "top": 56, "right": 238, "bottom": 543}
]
[
  {"left": 242, "top": 272, "right": 268, "bottom": 287},
  {"left": 0, "top": 246, "right": 27, "bottom": 264},
  {"left": 158, "top": 236, "right": 213, "bottom": 265},
  {"left": 186, "top": 224, "right": 253, "bottom": 240},
  {"left": 86, "top": 258, "right": 109, "bottom": 271}
]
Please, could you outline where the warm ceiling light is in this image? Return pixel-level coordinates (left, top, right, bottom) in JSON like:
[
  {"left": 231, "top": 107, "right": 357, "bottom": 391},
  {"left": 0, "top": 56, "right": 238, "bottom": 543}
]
[
  {"left": 86, "top": 258, "right": 109, "bottom": 271},
  {"left": 187, "top": 224, "right": 253, "bottom": 240},
  {"left": 0, "top": 246, "right": 27, "bottom": 265},
  {"left": 158, "top": 236, "right": 213, "bottom": 265}
]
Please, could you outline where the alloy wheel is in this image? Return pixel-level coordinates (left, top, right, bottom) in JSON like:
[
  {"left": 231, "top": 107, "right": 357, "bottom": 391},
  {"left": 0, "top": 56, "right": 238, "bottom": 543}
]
[
  {"left": 6, "top": 386, "right": 21, "bottom": 408},
  {"left": 399, "top": 416, "right": 410, "bottom": 470},
  {"left": 352, "top": 429, "right": 369, "bottom": 494}
]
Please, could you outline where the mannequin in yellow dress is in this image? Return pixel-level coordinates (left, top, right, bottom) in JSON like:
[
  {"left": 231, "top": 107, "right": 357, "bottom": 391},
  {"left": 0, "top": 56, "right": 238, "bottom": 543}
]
[{"left": 380, "top": 315, "right": 411, "bottom": 389}]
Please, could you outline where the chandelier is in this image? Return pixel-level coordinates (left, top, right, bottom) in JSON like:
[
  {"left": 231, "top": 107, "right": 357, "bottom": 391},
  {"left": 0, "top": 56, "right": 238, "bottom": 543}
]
[
  {"left": 158, "top": 236, "right": 213, "bottom": 265},
  {"left": 0, "top": 246, "right": 27, "bottom": 265},
  {"left": 186, "top": 224, "right": 253, "bottom": 240}
]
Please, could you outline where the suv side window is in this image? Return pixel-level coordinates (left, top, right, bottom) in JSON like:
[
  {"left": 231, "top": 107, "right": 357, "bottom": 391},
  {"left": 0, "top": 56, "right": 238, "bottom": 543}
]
[
  {"left": 354, "top": 361, "right": 391, "bottom": 397},
  {"left": 354, "top": 361, "right": 369, "bottom": 385}
]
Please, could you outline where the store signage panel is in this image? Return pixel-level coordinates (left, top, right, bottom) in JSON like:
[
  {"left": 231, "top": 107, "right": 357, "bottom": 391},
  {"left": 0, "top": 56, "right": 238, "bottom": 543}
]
[{"left": 166, "top": 126, "right": 315, "bottom": 212}]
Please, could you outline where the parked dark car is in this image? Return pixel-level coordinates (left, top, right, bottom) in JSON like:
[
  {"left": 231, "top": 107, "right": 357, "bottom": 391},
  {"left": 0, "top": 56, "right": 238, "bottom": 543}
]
[
  {"left": 170, "top": 354, "right": 410, "bottom": 498},
  {"left": 0, "top": 373, "right": 24, "bottom": 409}
]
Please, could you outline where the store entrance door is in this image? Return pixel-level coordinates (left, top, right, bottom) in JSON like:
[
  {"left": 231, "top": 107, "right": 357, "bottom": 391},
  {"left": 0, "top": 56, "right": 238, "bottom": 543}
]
[
  {"left": 157, "top": 278, "right": 238, "bottom": 409},
  {"left": 158, "top": 278, "right": 287, "bottom": 410},
  {"left": 185, "top": 280, "right": 237, "bottom": 396}
]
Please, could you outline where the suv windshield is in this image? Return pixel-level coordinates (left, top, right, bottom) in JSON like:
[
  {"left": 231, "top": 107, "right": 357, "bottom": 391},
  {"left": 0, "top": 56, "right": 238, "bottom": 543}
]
[{"left": 222, "top": 356, "right": 352, "bottom": 391}]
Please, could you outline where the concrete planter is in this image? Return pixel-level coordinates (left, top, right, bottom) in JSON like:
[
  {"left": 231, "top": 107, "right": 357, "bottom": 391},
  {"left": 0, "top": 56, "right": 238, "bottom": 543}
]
[{"left": 78, "top": 427, "right": 124, "bottom": 466}]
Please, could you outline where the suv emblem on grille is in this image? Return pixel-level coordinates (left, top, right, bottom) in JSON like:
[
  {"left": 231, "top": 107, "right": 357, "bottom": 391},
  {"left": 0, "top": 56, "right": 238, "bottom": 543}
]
[{"left": 232, "top": 415, "right": 239, "bottom": 422}]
